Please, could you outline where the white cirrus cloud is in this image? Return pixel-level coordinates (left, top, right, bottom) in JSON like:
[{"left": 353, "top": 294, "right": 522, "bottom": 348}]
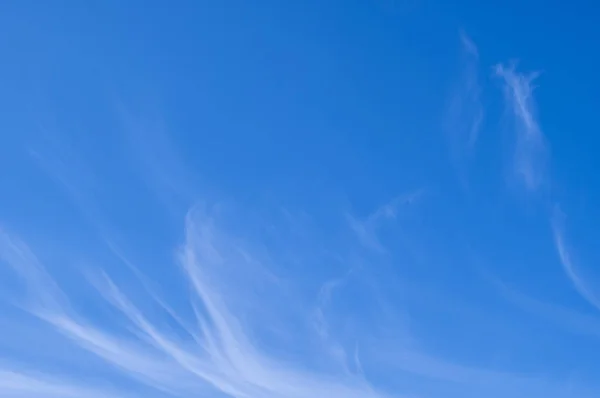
[
  {"left": 495, "top": 63, "right": 548, "bottom": 192},
  {"left": 551, "top": 207, "right": 600, "bottom": 312},
  {"left": 444, "top": 31, "right": 484, "bottom": 167}
]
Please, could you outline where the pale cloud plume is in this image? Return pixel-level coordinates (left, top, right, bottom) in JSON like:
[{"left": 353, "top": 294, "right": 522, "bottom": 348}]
[
  {"left": 444, "top": 31, "right": 484, "bottom": 163},
  {"left": 495, "top": 63, "right": 548, "bottom": 192},
  {"left": 483, "top": 206, "right": 600, "bottom": 343},
  {"left": 347, "top": 190, "right": 422, "bottom": 253},
  {"left": 551, "top": 207, "right": 600, "bottom": 312},
  {"left": 459, "top": 30, "right": 479, "bottom": 58}
]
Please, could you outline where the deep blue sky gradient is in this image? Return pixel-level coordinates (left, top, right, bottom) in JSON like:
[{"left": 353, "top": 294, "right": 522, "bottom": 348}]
[{"left": 2, "top": 2, "right": 600, "bottom": 398}]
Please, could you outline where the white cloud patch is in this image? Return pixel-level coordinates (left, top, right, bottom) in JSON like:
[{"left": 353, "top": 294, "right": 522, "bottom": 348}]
[{"left": 495, "top": 63, "right": 548, "bottom": 192}]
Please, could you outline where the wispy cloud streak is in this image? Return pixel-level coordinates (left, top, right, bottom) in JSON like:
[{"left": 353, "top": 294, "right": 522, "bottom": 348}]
[
  {"left": 1, "top": 112, "right": 595, "bottom": 398},
  {"left": 444, "top": 31, "right": 484, "bottom": 162},
  {"left": 347, "top": 190, "right": 422, "bottom": 253},
  {"left": 1, "top": 204, "right": 591, "bottom": 397},
  {"left": 0, "top": 369, "right": 134, "bottom": 398},
  {"left": 0, "top": 218, "right": 395, "bottom": 398},
  {"left": 551, "top": 208, "right": 600, "bottom": 312},
  {"left": 495, "top": 63, "right": 548, "bottom": 191}
]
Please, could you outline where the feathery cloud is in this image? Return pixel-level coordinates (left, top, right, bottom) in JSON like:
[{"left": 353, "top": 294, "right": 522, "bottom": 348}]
[
  {"left": 551, "top": 207, "right": 600, "bottom": 312},
  {"left": 347, "top": 190, "right": 422, "bottom": 253},
  {"left": 495, "top": 63, "right": 548, "bottom": 192},
  {"left": 0, "top": 215, "right": 397, "bottom": 398},
  {"left": 444, "top": 31, "right": 484, "bottom": 163},
  {"left": 1, "top": 201, "right": 594, "bottom": 398}
]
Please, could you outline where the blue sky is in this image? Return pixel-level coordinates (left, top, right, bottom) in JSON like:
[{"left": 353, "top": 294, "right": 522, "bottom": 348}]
[{"left": 2, "top": 1, "right": 600, "bottom": 397}]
